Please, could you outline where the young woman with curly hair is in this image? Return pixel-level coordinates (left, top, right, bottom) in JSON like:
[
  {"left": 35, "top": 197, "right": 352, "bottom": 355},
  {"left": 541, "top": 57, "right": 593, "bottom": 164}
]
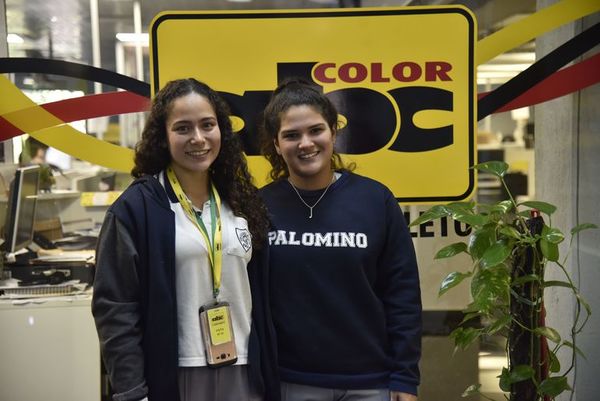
[{"left": 93, "top": 78, "right": 278, "bottom": 401}]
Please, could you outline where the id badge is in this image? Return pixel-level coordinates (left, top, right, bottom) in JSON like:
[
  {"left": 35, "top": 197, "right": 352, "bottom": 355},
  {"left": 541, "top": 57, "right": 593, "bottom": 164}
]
[{"left": 199, "top": 301, "right": 238, "bottom": 367}]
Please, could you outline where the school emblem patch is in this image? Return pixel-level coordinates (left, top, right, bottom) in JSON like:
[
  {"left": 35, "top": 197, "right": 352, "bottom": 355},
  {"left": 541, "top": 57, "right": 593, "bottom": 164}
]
[{"left": 236, "top": 228, "right": 251, "bottom": 253}]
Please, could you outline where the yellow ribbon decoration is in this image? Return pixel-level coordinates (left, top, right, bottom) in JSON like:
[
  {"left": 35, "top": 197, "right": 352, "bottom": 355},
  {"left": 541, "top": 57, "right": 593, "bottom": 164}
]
[
  {"left": 0, "top": 75, "right": 246, "bottom": 172},
  {"left": 0, "top": 75, "right": 134, "bottom": 172},
  {"left": 477, "top": 0, "right": 600, "bottom": 66},
  {"left": 3, "top": 0, "right": 599, "bottom": 172}
]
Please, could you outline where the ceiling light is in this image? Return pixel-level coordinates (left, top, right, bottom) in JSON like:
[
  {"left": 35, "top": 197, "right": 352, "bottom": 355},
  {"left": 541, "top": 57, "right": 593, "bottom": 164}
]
[
  {"left": 116, "top": 33, "right": 149, "bottom": 45},
  {"left": 478, "top": 63, "right": 532, "bottom": 72},
  {"left": 490, "top": 52, "right": 535, "bottom": 63},
  {"left": 7, "top": 34, "right": 24, "bottom": 44}
]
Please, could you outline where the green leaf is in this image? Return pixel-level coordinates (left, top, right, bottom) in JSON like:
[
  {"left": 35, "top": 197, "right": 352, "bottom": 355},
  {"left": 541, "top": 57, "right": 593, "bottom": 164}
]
[
  {"left": 510, "top": 365, "right": 535, "bottom": 382},
  {"left": 439, "top": 271, "right": 472, "bottom": 296},
  {"left": 563, "top": 341, "right": 586, "bottom": 359},
  {"left": 472, "top": 161, "right": 508, "bottom": 177},
  {"left": 539, "top": 376, "right": 571, "bottom": 397},
  {"left": 498, "top": 367, "right": 511, "bottom": 392},
  {"left": 571, "top": 223, "right": 598, "bottom": 235},
  {"left": 519, "top": 200, "right": 557, "bottom": 215},
  {"left": 542, "top": 280, "right": 575, "bottom": 289},
  {"left": 534, "top": 326, "right": 562, "bottom": 343},
  {"left": 499, "top": 225, "right": 522, "bottom": 240},
  {"left": 409, "top": 205, "right": 449, "bottom": 227},
  {"left": 486, "top": 314, "right": 511, "bottom": 335},
  {"left": 548, "top": 350, "right": 561, "bottom": 373},
  {"left": 522, "top": 201, "right": 556, "bottom": 216},
  {"left": 460, "top": 312, "right": 481, "bottom": 325},
  {"left": 540, "top": 225, "right": 561, "bottom": 261},
  {"left": 540, "top": 238, "right": 559, "bottom": 262},
  {"left": 435, "top": 242, "right": 468, "bottom": 259},
  {"left": 479, "top": 241, "right": 512, "bottom": 269},
  {"left": 452, "top": 212, "right": 489, "bottom": 227},
  {"left": 450, "top": 327, "right": 481, "bottom": 350},
  {"left": 543, "top": 226, "right": 565, "bottom": 244},
  {"left": 468, "top": 227, "right": 495, "bottom": 260},
  {"left": 576, "top": 294, "right": 592, "bottom": 315},
  {"left": 498, "top": 366, "right": 536, "bottom": 392},
  {"left": 462, "top": 301, "right": 481, "bottom": 314},
  {"left": 490, "top": 200, "right": 514, "bottom": 214},
  {"left": 471, "top": 267, "right": 510, "bottom": 313},
  {"left": 461, "top": 384, "right": 481, "bottom": 398},
  {"left": 445, "top": 201, "right": 476, "bottom": 214}
]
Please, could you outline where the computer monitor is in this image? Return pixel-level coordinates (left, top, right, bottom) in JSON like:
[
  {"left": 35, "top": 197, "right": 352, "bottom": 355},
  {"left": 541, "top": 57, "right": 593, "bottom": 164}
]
[{"left": 2, "top": 166, "right": 40, "bottom": 254}]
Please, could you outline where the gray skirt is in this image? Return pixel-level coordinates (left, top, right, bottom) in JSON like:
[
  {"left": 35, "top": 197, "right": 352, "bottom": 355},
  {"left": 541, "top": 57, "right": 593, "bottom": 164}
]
[{"left": 178, "top": 365, "right": 263, "bottom": 401}]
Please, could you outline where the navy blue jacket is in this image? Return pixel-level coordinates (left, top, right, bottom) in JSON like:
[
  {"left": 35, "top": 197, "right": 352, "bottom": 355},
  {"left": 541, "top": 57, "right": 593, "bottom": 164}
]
[{"left": 92, "top": 175, "right": 279, "bottom": 401}]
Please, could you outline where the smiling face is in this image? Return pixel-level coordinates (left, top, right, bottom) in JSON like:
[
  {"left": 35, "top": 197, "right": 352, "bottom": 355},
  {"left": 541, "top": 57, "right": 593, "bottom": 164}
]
[
  {"left": 166, "top": 92, "right": 221, "bottom": 183},
  {"left": 274, "top": 104, "right": 336, "bottom": 190}
]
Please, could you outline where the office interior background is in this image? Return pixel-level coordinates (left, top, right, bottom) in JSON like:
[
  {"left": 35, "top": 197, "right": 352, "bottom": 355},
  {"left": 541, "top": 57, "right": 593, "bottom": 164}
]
[{"left": 0, "top": 0, "right": 598, "bottom": 400}]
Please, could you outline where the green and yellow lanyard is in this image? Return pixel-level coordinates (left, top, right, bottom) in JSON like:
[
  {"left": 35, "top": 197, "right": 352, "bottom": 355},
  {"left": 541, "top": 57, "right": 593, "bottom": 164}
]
[{"left": 167, "top": 166, "right": 223, "bottom": 300}]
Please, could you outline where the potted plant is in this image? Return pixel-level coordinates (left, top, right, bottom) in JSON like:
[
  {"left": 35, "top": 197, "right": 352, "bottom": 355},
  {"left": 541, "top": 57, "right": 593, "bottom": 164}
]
[{"left": 410, "top": 161, "right": 597, "bottom": 401}]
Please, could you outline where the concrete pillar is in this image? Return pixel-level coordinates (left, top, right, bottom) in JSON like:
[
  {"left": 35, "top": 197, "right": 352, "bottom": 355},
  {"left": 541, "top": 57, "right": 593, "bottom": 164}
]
[
  {"left": 0, "top": 0, "right": 7, "bottom": 58},
  {"left": 1, "top": 0, "right": 12, "bottom": 164},
  {"left": 535, "top": 1, "right": 600, "bottom": 400}
]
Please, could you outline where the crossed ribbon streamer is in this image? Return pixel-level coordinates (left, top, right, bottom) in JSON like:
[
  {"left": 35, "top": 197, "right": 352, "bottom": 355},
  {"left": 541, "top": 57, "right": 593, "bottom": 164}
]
[{"left": 0, "top": 0, "right": 598, "bottom": 171}]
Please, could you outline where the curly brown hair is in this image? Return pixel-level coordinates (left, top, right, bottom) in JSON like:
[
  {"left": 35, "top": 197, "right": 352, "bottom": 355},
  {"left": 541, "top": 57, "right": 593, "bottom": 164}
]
[
  {"left": 132, "top": 78, "right": 269, "bottom": 248},
  {"left": 259, "top": 78, "right": 353, "bottom": 181}
]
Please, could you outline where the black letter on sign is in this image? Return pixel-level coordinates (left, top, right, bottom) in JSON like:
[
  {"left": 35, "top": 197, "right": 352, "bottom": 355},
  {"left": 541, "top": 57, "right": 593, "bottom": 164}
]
[
  {"left": 220, "top": 91, "right": 272, "bottom": 156},
  {"left": 387, "top": 87, "right": 453, "bottom": 152},
  {"left": 327, "top": 88, "right": 396, "bottom": 154},
  {"left": 277, "top": 62, "right": 318, "bottom": 83}
]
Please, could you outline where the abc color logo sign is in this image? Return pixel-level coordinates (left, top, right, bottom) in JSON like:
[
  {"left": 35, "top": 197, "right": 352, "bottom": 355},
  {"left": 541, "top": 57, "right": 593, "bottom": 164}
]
[{"left": 151, "top": 7, "right": 476, "bottom": 203}]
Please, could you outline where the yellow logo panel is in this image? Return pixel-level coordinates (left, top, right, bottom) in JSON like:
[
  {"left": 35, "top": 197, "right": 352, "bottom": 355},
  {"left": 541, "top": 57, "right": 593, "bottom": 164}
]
[{"left": 150, "top": 7, "right": 476, "bottom": 203}]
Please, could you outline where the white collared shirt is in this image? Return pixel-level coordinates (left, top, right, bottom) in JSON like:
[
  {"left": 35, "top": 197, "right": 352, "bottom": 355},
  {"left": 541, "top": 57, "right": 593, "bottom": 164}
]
[{"left": 159, "top": 172, "right": 253, "bottom": 366}]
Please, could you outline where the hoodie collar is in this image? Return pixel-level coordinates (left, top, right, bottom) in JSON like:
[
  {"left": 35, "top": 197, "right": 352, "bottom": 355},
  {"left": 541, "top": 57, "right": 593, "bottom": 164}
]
[{"left": 158, "top": 170, "right": 179, "bottom": 203}]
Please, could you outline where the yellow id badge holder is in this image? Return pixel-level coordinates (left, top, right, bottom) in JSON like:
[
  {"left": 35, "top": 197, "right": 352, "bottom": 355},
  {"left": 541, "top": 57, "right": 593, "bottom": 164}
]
[{"left": 199, "top": 301, "right": 238, "bottom": 367}]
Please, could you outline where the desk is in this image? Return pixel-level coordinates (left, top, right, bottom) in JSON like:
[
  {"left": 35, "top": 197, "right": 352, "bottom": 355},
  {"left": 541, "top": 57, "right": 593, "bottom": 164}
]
[{"left": 0, "top": 296, "right": 100, "bottom": 401}]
